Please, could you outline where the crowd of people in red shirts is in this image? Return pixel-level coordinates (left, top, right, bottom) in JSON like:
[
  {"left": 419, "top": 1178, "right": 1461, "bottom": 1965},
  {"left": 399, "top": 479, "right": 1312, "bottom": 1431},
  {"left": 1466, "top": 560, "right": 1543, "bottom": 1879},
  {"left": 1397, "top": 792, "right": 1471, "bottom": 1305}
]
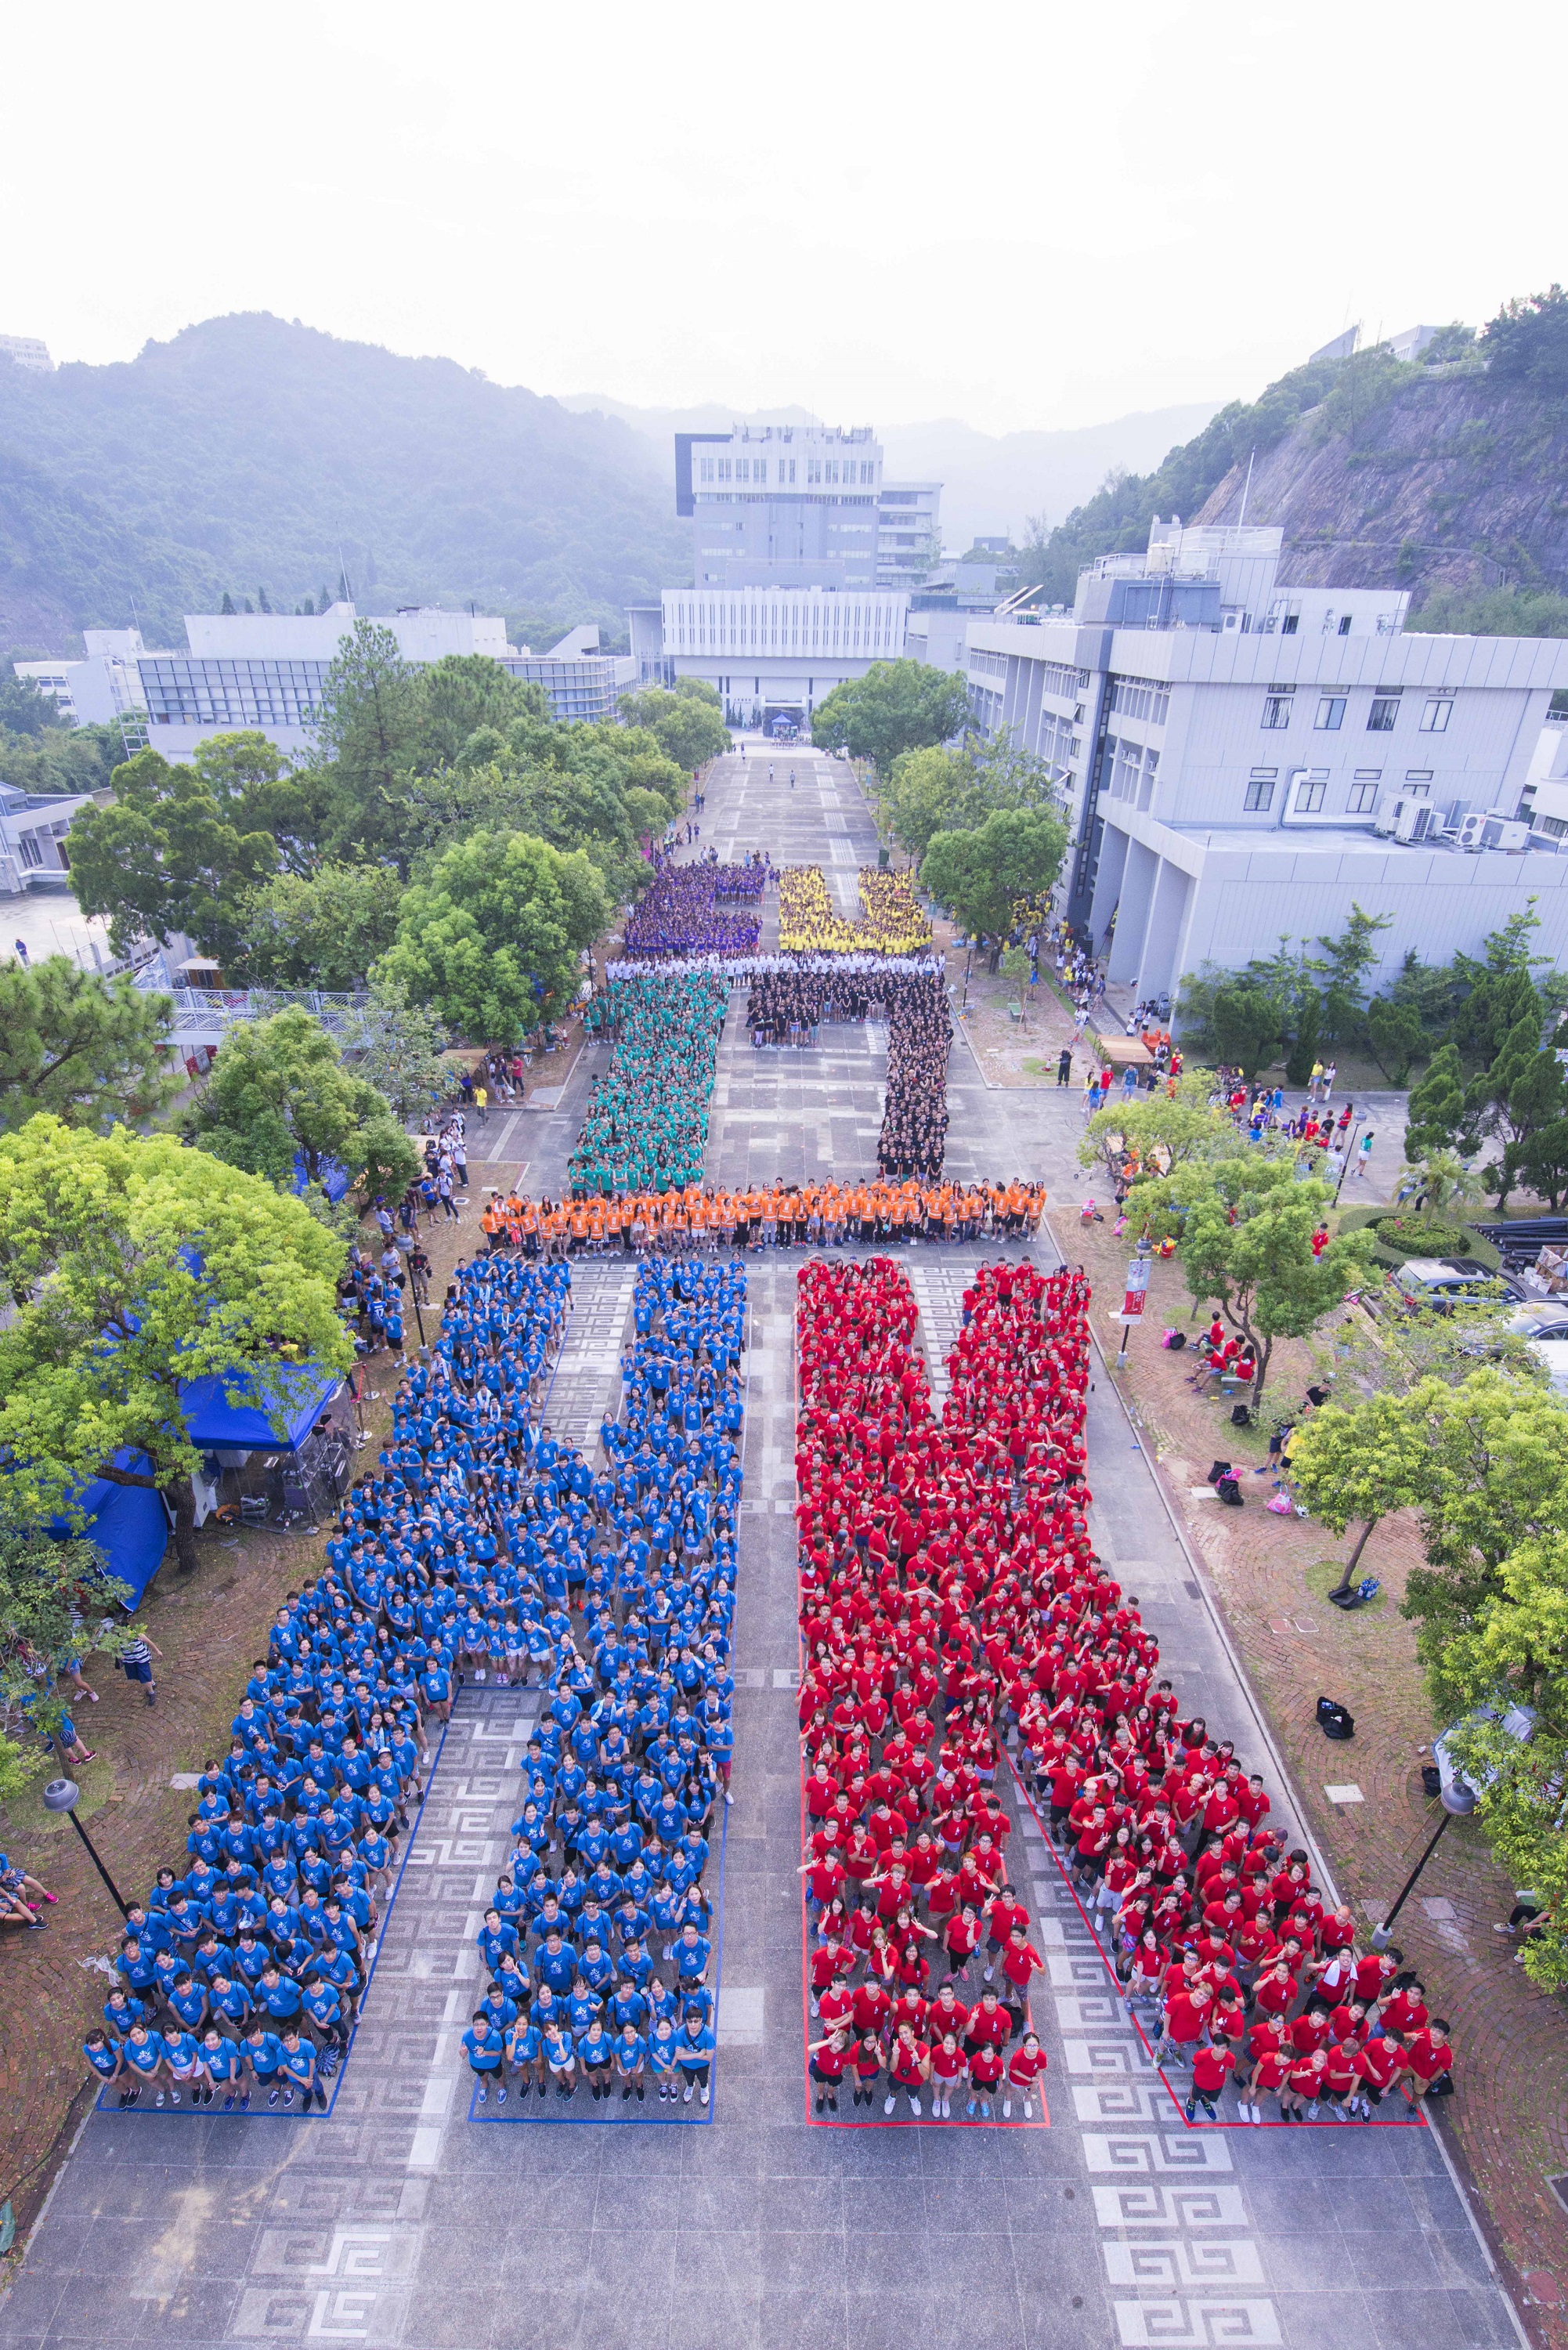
[{"left": 793, "top": 1256, "right": 1455, "bottom": 2127}]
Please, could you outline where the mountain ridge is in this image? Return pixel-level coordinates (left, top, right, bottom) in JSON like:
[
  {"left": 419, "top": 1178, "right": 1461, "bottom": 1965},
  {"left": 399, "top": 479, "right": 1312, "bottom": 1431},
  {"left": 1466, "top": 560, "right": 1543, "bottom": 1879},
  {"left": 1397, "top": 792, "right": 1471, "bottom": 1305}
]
[{"left": 0, "top": 313, "right": 688, "bottom": 657}]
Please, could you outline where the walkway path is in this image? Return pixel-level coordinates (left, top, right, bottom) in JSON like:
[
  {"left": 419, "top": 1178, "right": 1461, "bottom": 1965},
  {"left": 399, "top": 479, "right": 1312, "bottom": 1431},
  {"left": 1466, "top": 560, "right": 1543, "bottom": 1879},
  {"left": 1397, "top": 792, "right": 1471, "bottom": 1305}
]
[{"left": 0, "top": 746, "right": 1521, "bottom": 2350}]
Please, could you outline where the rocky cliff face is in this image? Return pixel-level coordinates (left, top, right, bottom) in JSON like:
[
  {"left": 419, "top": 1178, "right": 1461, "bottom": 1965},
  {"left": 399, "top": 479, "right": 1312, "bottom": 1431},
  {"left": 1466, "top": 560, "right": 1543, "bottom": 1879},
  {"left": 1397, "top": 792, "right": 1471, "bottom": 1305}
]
[{"left": 1193, "top": 372, "right": 1568, "bottom": 603}]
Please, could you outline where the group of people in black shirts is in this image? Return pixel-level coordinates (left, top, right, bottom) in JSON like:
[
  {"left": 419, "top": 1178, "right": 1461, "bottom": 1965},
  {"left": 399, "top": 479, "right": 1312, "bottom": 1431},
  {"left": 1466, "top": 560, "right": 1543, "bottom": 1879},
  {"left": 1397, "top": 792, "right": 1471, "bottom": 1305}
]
[{"left": 742, "top": 968, "right": 952, "bottom": 1179}]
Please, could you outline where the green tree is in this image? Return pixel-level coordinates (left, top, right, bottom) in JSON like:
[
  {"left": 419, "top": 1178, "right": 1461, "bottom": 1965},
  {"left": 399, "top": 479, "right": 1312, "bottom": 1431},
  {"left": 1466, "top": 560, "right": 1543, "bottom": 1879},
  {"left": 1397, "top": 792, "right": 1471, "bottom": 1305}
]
[
  {"left": 341, "top": 975, "right": 453, "bottom": 1125},
  {"left": 918, "top": 807, "right": 1069, "bottom": 949},
  {"left": 309, "top": 620, "right": 426, "bottom": 869},
  {"left": 1209, "top": 984, "right": 1286, "bottom": 1080},
  {"left": 1518, "top": 1119, "right": 1568, "bottom": 1209},
  {"left": 615, "top": 687, "right": 728, "bottom": 772},
  {"left": 1364, "top": 992, "right": 1427, "bottom": 1085},
  {"left": 375, "top": 829, "right": 608, "bottom": 1044},
  {"left": 0, "top": 958, "right": 178, "bottom": 1133},
  {"left": 811, "top": 660, "right": 970, "bottom": 772},
  {"left": 1286, "top": 1390, "right": 1434, "bottom": 1590},
  {"left": 1313, "top": 904, "right": 1392, "bottom": 1046},
  {"left": 1131, "top": 1155, "right": 1377, "bottom": 1409},
  {"left": 671, "top": 677, "right": 721, "bottom": 707},
  {"left": 182, "top": 1006, "right": 420, "bottom": 1202},
  {"left": 1078, "top": 1085, "right": 1234, "bottom": 1195},
  {"left": 240, "top": 862, "right": 405, "bottom": 990},
  {"left": 0, "top": 1118, "right": 353, "bottom": 1570},
  {"left": 1480, "top": 284, "right": 1568, "bottom": 394},
  {"left": 1283, "top": 985, "right": 1321, "bottom": 1087},
  {"left": 414, "top": 656, "right": 550, "bottom": 768},
  {"left": 877, "top": 728, "right": 1060, "bottom": 861},
  {"left": 1404, "top": 1040, "right": 1466, "bottom": 1159},
  {"left": 67, "top": 747, "right": 281, "bottom": 960},
  {"left": 1465, "top": 1015, "right": 1566, "bottom": 1206},
  {"left": 0, "top": 1518, "right": 133, "bottom": 1780},
  {"left": 1450, "top": 909, "right": 1548, "bottom": 1068}
]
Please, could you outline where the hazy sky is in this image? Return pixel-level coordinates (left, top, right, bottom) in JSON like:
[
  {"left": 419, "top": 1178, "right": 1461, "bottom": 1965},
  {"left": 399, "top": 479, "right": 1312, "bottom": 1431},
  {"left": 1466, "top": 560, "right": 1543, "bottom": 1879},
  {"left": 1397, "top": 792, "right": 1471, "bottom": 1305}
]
[{"left": 8, "top": 0, "right": 1567, "bottom": 436}]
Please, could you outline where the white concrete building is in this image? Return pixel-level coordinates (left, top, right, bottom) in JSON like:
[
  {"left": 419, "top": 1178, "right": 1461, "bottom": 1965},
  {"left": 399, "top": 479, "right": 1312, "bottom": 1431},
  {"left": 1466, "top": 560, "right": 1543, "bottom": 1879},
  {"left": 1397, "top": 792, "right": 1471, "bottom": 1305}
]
[
  {"left": 877, "top": 483, "right": 941, "bottom": 588},
  {"left": 0, "top": 783, "right": 101, "bottom": 897},
  {"left": 16, "top": 607, "right": 634, "bottom": 761},
  {"left": 630, "top": 586, "right": 909, "bottom": 732},
  {"left": 944, "top": 520, "right": 1568, "bottom": 1008},
  {"left": 0, "top": 334, "right": 52, "bottom": 371},
  {"left": 677, "top": 423, "right": 885, "bottom": 590}
]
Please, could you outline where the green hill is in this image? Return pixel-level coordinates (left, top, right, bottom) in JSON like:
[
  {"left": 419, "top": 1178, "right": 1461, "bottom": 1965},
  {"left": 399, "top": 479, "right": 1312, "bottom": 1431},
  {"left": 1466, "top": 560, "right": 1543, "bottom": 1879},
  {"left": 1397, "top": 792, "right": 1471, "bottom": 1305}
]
[
  {"left": 0, "top": 313, "right": 688, "bottom": 657},
  {"left": 1021, "top": 293, "right": 1568, "bottom": 634}
]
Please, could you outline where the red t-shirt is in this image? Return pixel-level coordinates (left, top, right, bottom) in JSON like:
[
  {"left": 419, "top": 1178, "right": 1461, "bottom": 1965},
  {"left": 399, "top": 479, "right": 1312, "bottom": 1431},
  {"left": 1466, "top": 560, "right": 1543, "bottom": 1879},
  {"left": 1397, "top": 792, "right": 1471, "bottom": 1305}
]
[
  {"left": 969, "top": 2044, "right": 1004, "bottom": 2087},
  {"left": 1190, "top": 2044, "right": 1236, "bottom": 2095},
  {"left": 1007, "top": 2045, "right": 1047, "bottom": 2087},
  {"left": 964, "top": 2003, "right": 1011, "bottom": 2050}
]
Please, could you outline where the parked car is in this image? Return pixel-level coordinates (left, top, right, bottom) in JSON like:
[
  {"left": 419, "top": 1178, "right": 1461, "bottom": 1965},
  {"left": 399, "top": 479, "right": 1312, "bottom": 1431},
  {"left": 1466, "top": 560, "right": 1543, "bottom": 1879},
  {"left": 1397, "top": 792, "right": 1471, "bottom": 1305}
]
[
  {"left": 1505, "top": 1302, "right": 1568, "bottom": 1390},
  {"left": 1387, "top": 1256, "right": 1527, "bottom": 1314}
]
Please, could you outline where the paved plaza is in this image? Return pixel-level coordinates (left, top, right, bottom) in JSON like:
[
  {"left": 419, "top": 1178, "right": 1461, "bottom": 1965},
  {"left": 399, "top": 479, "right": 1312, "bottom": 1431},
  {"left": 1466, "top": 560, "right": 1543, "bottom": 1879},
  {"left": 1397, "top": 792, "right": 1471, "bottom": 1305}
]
[{"left": 0, "top": 748, "right": 1524, "bottom": 2350}]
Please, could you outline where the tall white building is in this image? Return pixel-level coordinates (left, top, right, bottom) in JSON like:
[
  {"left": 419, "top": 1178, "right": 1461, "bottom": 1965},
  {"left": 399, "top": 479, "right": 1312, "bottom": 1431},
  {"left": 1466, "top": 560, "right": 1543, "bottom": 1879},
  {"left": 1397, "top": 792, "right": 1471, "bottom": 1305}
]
[
  {"left": 677, "top": 423, "right": 887, "bottom": 590},
  {"left": 938, "top": 520, "right": 1568, "bottom": 1006}
]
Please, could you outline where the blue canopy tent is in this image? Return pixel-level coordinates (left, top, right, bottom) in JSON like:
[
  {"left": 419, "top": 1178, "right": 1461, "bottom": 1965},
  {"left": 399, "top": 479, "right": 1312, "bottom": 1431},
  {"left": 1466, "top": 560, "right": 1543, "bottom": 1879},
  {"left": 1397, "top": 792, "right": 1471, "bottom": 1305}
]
[
  {"left": 291, "top": 1152, "right": 352, "bottom": 1204},
  {"left": 48, "top": 1452, "right": 169, "bottom": 1612},
  {"left": 179, "top": 1363, "right": 342, "bottom": 1452}
]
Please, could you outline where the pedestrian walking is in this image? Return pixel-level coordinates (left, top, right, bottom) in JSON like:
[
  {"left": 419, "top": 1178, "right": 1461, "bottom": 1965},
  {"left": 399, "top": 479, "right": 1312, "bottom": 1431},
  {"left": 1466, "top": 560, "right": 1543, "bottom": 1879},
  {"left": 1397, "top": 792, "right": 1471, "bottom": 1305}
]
[
  {"left": 1353, "top": 1131, "right": 1375, "bottom": 1180},
  {"left": 1057, "top": 1047, "right": 1072, "bottom": 1086},
  {"left": 118, "top": 1630, "right": 162, "bottom": 1707}
]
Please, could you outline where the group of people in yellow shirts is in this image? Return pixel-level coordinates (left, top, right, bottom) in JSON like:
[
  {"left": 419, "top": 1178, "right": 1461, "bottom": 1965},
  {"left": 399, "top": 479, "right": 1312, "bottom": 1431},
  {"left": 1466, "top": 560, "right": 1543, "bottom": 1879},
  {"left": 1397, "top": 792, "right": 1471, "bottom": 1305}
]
[
  {"left": 778, "top": 866, "right": 932, "bottom": 958},
  {"left": 479, "top": 1177, "right": 1046, "bottom": 1257}
]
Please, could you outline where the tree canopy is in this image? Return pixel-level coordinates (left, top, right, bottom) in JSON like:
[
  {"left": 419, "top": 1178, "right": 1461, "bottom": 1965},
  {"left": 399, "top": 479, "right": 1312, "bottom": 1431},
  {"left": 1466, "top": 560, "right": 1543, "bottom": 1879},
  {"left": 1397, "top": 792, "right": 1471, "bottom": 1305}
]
[
  {"left": 0, "top": 956, "right": 177, "bottom": 1133},
  {"left": 0, "top": 1119, "right": 352, "bottom": 1570},
  {"left": 616, "top": 687, "right": 729, "bottom": 772},
  {"left": 876, "top": 728, "right": 1061, "bottom": 862},
  {"left": 182, "top": 1006, "right": 420, "bottom": 1204},
  {"left": 374, "top": 828, "right": 609, "bottom": 1044},
  {"left": 67, "top": 742, "right": 285, "bottom": 961},
  {"left": 919, "top": 806, "right": 1070, "bottom": 945},
  {"left": 0, "top": 1517, "right": 133, "bottom": 1791},
  {"left": 240, "top": 862, "right": 405, "bottom": 991},
  {"left": 811, "top": 660, "right": 970, "bottom": 772},
  {"left": 1130, "top": 1154, "right": 1377, "bottom": 1408}
]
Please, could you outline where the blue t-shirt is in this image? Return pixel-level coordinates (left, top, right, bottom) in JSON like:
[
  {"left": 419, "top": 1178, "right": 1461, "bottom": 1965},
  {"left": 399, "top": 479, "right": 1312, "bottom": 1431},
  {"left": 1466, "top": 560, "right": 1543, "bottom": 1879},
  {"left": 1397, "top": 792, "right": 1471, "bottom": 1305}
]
[{"left": 462, "top": 2025, "right": 504, "bottom": 2073}]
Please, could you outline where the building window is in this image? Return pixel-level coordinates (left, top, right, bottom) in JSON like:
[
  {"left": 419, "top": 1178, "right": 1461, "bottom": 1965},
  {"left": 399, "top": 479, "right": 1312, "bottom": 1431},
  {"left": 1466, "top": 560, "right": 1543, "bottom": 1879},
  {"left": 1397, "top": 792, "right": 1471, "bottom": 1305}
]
[
  {"left": 807, "top": 459, "right": 821, "bottom": 485},
  {"left": 717, "top": 459, "right": 732, "bottom": 483},
  {"left": 1281, "top": 613, "right": 1299, "bottom": 635},
  {"left": 1367, "top": 696, "right": 1400, "bottom": 730},
  {"left": 698, "top": 457, "right": 714, "bottom": 483},
  {"left": 1314, "top": 696, "right": 1346, "bottom": 730},
  {"left": 1540, "top": 813, "right": 1568, "bottom": 839},
  {"left": 1339, "top": 614, "right": 1353, "bottom": 634},
  {"left": 1244, "top": 776, "right": 1276, "bottom": 811},
  {"left": 1421, "top": 696, "right": 1454, "bottom": 732},
  {"left": 1346, "top": 781, "right": 1380, "bottom": 814},
  {"left": 1293, "top": 779, "right": 1327, "bottom": 812},
  {"left": 1261, "top": 695, "right": 1294, "bottom": 729}
]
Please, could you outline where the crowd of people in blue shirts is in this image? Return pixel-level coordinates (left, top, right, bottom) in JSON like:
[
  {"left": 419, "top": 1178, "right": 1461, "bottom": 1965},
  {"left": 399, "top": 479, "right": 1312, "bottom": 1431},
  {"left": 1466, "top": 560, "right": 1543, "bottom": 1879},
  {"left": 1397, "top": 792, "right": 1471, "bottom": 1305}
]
[
  {"left": 458, "top": 1256, "right": 745, "bottom": 2112},
  {"left": 83, "top": 1247, "right": 742, "bottom": 2120}
]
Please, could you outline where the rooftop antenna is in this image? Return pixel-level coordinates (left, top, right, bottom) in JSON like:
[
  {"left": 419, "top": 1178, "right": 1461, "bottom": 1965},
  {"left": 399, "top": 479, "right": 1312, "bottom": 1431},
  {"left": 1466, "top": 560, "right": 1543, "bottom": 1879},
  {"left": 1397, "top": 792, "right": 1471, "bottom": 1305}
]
[{"left": 1237, "top": 448, "right": 1256, "bottom": 528}]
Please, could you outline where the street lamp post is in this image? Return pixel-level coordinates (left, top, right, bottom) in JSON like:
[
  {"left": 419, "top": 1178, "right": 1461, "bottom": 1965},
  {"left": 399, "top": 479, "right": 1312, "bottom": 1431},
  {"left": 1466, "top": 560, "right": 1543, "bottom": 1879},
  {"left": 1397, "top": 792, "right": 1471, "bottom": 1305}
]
[
  {"left": 1332, "top": 1118, "right": 1364, "bottom": 1206},
  {"left": 1370, "top": 1780, "right": 1475, "bottom": 1950},
  {"left": 1116, "top": 1233, "right": 1154, "bottom": 1372},
  {"left": 42, "top": 1778, "right": 132, "bottom": 1922}
]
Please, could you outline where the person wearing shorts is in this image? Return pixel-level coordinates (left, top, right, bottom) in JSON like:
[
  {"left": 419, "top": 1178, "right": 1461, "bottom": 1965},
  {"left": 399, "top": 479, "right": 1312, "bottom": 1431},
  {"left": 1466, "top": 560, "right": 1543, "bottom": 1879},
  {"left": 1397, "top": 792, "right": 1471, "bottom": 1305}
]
[
  {"left": 463, "top": 2013, "right": 506, "bottom": 2105},
  {"left": 199, "top": 2030, "right": 246, "bottom": 2110},
  {"left": 1004, "top": 2033, "right": 1046, "bottom": 2120},
  {"left": 674, "top": 2014, "right": 717, "bottom": 2106},
  {"left": 161, "top": 2026, "right": 204, "bottom": 2107},
  {"left": 612, "top": 2023, "right": 648, "bottom": 2104},
  {"left": 543, "top": 2021, "right": 578, "bottom": 2101},
  {"left": 278, "top": 2029, "right": 326, "bottom": 2112},
  {"left": 506, "top": 2016, "right": 546, "bottom": 2100},
  {"left": 119, "top": 1632, "right": 162, "bottom": 1707},
  {"left": 807, "top": 2028, "right": 851, "bottom": 2116},
  {"left": 967, "top": 2040, "right": 1003, "bottom": 2120},
  {"left": 240, "top": 2024, "right": 285, "bottom": 2110},
  {"left": 83, "top": 2030, "right": 124, "bottom": 2103},
  {"left": 118, "top": 2023, "right": 165, "bottom": 2106},
  {"left": 930, "top": 2031, "right": 966, "bottom": 2120},
  {"left": 850, "top": 2030, "right": 884, "bottom": 2110},
  {"left": 885, "top": 2023, "right": 930, "bottom": 2118},
  {"left": 649, "top": 2016, "right": 681, "bottom": 2102}
]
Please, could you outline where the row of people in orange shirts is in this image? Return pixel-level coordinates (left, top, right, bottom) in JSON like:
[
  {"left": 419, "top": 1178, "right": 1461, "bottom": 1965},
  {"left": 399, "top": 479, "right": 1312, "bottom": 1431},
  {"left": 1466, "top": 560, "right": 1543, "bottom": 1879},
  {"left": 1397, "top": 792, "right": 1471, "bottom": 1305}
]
[{"left": 479, "top": 1180, "right": 1049, "bottom": 1253}]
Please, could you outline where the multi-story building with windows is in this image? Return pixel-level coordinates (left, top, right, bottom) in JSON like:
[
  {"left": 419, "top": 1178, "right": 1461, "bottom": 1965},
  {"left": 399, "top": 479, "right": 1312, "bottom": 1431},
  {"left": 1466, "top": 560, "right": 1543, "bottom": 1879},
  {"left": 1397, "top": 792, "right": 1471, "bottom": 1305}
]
[
  {"left": 876, "top": 481, "right": 941, "bottom": 587},
  {"left": 15, "top": 608, "right": 634, "bottom": 759},
  {"left": 935, "top": 520, "right": 1568, "bottom": 1007},
  {"left": 677, "top": 422, "right": 885, "bottom": 591},
  {"left": 628, "top": 585, "right": 909, "bottom": 732}
]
